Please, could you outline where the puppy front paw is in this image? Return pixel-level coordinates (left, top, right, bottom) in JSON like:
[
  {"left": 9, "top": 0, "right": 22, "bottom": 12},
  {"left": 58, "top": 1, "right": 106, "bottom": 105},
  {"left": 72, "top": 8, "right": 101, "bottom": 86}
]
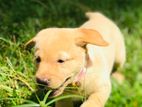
[{"left": 80, "top": 100, "right": 101, "bottom": 107}]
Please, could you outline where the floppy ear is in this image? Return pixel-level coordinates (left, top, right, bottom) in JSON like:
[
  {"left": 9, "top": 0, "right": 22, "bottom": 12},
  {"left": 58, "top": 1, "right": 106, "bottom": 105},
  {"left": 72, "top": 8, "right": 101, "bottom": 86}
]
[
  {"left": 25, "top": 38, "right": 36, "bottom": 50},
  {"left": 76, "top": 28, "right": 108, "bottom": 47}
]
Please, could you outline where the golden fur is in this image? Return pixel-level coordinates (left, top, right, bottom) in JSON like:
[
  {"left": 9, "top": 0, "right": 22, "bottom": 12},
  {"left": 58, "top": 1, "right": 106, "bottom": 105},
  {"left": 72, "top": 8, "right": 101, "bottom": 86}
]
[{"left": 26, "top": 12, "right": 126, "bottom": 107}]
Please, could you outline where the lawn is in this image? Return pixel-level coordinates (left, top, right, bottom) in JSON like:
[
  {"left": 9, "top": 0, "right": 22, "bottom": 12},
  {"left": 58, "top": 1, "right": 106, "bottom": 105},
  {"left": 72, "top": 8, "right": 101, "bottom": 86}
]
[{"left": 0, "top": 0, "right": 142, "bottom": 107}]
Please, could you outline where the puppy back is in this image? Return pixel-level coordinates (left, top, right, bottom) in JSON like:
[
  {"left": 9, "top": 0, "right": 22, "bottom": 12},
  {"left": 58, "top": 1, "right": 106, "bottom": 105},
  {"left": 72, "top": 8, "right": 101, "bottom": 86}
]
[{"left": 85, "top": 12, "right": 106, "bottom": 20}]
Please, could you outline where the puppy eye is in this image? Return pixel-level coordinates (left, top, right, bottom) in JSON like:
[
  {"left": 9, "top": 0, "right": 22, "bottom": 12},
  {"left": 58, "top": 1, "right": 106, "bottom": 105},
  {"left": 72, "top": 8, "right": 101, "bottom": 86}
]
[
  {"left": 57, "top": 59, "right": 65, "bottom": 63},
  {"left": 36, "top": 56, "right": 41, "bottom": 64}
]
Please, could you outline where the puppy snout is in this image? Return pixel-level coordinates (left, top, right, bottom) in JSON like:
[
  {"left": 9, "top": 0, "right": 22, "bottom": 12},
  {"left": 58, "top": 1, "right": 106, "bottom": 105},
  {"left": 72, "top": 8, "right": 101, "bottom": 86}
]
[{"left": 36, "top": 77, "right": 50, "bottom": 87}]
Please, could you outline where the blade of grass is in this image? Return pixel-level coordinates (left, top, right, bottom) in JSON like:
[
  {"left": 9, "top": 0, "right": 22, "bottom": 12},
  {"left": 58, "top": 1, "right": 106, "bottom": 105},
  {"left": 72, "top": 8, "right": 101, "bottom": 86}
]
[
  {"left": 45, "top": 94, "right": 84, "bottom": 106},
  {"left": 0, "top": 85, "right": 13, "bottom": 93},
  {"left": 42, "top": 90, "right": 52, "bottom": 104},
  {"left": 0, "top": 37, "right": 14, "bottom": 45},
  {"left": 12, "top": 103, "right": 40, "bottom": 107}
]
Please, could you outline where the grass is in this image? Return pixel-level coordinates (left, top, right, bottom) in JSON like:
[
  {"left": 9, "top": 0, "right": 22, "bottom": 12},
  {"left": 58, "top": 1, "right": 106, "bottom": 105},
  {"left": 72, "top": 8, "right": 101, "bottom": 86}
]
[
  {"left": 0, "top": 0, "right": 142, "bottom": 107},
  {"left": 12, "top": 90, "right": 83, "bottom": 107}
]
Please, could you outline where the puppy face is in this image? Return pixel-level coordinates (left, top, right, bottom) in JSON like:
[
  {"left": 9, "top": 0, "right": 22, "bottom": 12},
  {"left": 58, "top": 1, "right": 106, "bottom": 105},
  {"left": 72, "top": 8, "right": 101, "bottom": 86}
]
[{"left": 26, "top": 28, "right": 108, "bottom": 96}]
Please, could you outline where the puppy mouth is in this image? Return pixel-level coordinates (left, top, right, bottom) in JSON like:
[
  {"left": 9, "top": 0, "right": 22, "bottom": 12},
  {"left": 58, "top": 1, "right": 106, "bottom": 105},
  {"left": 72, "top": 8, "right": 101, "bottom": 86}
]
[{"left": 49, "top": 77, "right": 72, "bottom": 97}]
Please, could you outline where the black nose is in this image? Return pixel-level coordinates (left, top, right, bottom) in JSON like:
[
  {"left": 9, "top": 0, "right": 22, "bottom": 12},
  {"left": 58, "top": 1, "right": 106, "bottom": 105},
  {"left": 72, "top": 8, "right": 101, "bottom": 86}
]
[{"left": 36, "top": 78, "right": 49, "bottom": 87}]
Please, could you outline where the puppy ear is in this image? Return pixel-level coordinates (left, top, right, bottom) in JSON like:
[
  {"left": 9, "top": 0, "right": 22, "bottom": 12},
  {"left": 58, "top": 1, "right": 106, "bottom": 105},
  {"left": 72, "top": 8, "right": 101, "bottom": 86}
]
[
  {"left": 25, "top": 38, "right": 36, "bottom": 50},
  {"left": 76, "top": 28, "right": 108, "bottom": 47}
]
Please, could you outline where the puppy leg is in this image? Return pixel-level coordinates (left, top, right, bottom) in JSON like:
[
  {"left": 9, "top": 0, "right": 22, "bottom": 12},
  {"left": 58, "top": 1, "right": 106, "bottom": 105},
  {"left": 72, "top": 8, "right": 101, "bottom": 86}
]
[
  {"left": 112, "top": 31, "right": 126, "bottom": 84},
  {"left": 112, "top": 72, "right": 125, "bottom": 84},
  {"left": 115, "top": 31, "right": 126, "bottom": 68},
  {"left": 81, "top": 82, "right": 111, "bottom": 107}
]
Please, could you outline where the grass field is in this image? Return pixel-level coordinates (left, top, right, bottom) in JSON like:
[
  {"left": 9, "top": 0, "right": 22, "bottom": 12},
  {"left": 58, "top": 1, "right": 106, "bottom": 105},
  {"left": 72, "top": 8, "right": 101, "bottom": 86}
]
[{"left": 0, "top": 0, "right": 142, "bottom": 107}]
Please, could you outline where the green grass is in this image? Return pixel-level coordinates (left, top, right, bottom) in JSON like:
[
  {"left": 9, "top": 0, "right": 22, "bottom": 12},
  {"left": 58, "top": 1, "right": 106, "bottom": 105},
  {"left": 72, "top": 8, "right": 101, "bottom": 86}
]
[{"left": 0, "top": 0, "right": 142, "bottom": 107}]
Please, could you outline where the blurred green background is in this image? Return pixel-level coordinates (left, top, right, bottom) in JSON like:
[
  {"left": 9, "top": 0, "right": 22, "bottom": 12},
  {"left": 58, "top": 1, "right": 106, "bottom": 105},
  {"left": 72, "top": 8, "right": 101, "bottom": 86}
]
[{"left": 0, "top": 0, "right": 142, "bottom": 107}]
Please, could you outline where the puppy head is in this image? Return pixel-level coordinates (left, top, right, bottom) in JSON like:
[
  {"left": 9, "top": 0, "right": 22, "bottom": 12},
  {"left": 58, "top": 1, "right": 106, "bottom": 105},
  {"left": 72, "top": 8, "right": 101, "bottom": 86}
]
[{"left": 26, "top": 28, "right": 108, "bottom": 96}]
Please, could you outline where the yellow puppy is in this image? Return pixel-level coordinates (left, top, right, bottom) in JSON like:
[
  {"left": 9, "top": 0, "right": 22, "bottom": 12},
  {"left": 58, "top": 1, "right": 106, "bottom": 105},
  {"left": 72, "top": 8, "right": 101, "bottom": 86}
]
[{"left": 26, "top": 12, "right": 126, "bottom": 107}]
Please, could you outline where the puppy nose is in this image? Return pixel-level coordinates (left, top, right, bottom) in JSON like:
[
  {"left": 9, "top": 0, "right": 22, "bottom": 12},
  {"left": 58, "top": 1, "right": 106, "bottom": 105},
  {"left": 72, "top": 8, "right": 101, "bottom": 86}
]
[{"left": 36, "top": 77, "right": 49, "bottom": 87}]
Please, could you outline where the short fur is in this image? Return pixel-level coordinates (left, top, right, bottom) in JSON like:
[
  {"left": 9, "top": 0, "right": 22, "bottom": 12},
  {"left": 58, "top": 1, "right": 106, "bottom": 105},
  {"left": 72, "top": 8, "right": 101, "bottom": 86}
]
[{"left": 26, "top": 12, "right": 126, "bottom": 107}]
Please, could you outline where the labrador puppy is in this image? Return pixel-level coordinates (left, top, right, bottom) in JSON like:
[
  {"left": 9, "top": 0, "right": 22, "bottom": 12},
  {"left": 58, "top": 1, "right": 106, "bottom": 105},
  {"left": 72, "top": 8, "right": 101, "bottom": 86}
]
[{"left": 26, "top": 12, "right": 126, "bottom": 107}]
